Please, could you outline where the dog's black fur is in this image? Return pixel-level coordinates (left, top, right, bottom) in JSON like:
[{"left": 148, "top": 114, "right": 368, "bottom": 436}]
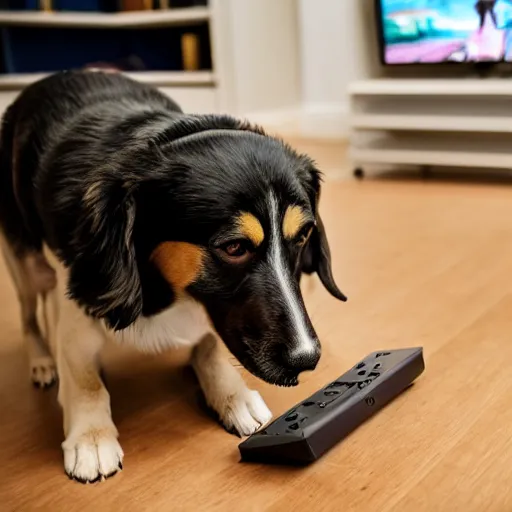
[{"left": 0, "top": 70, "right": 346, "bottom": 386}]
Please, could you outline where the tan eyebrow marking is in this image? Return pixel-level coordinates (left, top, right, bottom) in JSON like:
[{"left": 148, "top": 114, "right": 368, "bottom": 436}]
[
  {"left": 151, "top": 242, "right": 205, "bottom": 291},
  {"left": 282, "top": 205, "right": 307, "bottom": 239},
  {"left": 236, "top": 212, "right": 265, "bottom": 246}
]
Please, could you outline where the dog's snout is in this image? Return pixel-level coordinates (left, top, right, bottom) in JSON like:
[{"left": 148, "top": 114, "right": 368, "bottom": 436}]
[{"left": 282, "top": 342, "right": 321, "bottom": 372}]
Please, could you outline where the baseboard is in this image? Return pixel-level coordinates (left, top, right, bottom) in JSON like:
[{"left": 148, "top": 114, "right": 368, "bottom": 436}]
[
  {"left": 242, "top": 107, "right": 302, "bottom": 136},
  {"left": 298, "top": 103, "right": 349, "bottom": 139},
  {"left": 244, "top": 103, "right": 349, "bottom": 139}
]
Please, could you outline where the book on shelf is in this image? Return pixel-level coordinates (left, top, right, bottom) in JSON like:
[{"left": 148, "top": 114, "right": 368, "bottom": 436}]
[
  {"left": 181, "top": 32, "right": 200, "bottom": 70},
  {"left": 120, "top": 0, "right": 152, "bottom": 10}
]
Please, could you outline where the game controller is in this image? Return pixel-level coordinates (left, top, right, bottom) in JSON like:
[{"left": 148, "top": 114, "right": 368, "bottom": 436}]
[{"left": 238, "top": 347, "right": 425, "bottom": 465}]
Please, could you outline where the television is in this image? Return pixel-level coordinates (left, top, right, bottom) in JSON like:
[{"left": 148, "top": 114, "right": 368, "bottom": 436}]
[{"left": 376, "top": 0, "right": 512, "bottom": 65}]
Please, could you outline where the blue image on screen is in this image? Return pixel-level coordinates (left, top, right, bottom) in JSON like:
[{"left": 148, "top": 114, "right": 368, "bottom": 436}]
[{"left": 379, "top": 0, "right": 512, "bottom": 64}]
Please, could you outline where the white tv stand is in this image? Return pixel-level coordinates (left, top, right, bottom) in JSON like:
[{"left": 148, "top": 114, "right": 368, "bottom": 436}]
[{"left": 348, "top": 78, "right": 512, "bottom": 178}]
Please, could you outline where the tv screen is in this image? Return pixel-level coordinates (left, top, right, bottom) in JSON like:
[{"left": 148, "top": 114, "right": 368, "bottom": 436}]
[{"left": 377, "top": 0, "right": 512, "bottom": 64}]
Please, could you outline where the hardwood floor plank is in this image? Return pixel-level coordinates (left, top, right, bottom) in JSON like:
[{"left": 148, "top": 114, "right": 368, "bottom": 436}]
[
  {"left": 266, "top": 295, "right": 512, "bottom": 512},
  {"left": 390, "top": 379, "right": 512, "bottom": 512}
]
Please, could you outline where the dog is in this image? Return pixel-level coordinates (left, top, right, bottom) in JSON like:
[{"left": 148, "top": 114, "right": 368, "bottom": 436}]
[{"left": 0, "top": 70, "right": 346, "bottom": 483}]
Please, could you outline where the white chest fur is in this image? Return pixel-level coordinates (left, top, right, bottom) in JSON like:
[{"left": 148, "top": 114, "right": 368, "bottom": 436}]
[{"left": 111, "top": 299, "right": 212, "bottom": 353}]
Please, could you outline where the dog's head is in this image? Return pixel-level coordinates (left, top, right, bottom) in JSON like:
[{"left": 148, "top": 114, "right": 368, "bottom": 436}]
[{"left": 68, "top": 117, "right": 346, "bottom": 386}]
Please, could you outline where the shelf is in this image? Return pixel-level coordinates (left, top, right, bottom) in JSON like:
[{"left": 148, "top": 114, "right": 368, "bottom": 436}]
[
  {"left": 0, "top": 7, "right": 210, "bottom": 29},
  {"left": 0, "top": 70, "right": 215, "bottom": 90},
  {"left": 126, "top": 70, "right": 214, "bottom": 86},
  {"left": 349, "top": 79, "right": 512, "bottom": 97},
  {"left": 350, "top": 136, "right": 512, "bottom": 169},
  {"left": 351, "top": 114, "right": 512, "bottom": 134}
]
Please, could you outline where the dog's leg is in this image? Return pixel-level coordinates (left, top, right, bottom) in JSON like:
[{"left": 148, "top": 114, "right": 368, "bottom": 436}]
[
  {"left": 191, "top": 333, "right": 272, "bottom": 437},
  {"left": 21, "top": 289, "right": 57, "bottom": 388},
  {"left": 55, "top": 292, "right": 123, "bottom": 483},
  {"left": 0, "top": 235, "right": 57, "bottom": 388}
]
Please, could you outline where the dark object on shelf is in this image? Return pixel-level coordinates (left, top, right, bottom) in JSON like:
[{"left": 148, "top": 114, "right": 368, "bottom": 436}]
[
  {"left": 6, "top": 0, "right": 38, "bottom": 9},
  {"left": 164, "top": 0, "right": 207, "bottom": 6},
  {"left": 239, "top": 347, "right": 425, "bottom": 465},
  {"left": 55, "top": 0, "right": 119, "bottom": 11}
]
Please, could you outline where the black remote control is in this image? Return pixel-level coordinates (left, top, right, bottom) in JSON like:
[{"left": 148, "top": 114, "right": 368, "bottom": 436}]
[{"left": 238, "top": 347, "right": 425, "bottom": 465}]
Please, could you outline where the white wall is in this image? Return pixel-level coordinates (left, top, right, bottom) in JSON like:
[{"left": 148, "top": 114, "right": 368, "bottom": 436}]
[{"left": 297, "top": 0, "right": 379, "bottom": 137}]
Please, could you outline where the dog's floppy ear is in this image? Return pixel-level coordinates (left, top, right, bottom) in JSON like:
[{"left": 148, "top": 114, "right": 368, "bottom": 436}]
[
  {"left": 300, "top": 164, "right": 347, "bottom": 302},
  {"left": 67, "top": 181, "right": 142, "bottom": 331}
]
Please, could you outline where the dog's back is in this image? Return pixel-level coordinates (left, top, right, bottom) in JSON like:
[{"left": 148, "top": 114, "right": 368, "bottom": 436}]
[{"left": 0, "top": 70, "right": 182, "bottom": 255}]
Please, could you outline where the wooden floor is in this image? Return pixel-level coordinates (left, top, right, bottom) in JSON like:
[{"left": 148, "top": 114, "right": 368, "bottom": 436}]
[{"left": 2, "top": 149, "right": 512, "bottom": 510}]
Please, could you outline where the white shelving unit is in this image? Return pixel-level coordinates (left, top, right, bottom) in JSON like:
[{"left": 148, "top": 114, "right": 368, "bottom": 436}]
[
  {"left": 0, "top": 0, "right": 300, "bottom": 119},
  {"left": 348, "top": 78, "right": 512, "bottom": 176},
  {"left": 351, "top": 114, "right": 512, "bottom": 134}
]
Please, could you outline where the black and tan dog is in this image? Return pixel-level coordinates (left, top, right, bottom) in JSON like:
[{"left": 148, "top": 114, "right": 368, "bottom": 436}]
[{"left": 0, "top": 70, "right": 346, "bottom": 483}]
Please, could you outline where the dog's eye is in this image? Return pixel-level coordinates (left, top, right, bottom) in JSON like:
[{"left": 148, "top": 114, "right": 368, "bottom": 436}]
[
  {"left": 216, "top": 240, "right": 254, "bottom": 264},
  {"left": 296, "top": 224, "right": 314, "bottom": 246},
  {"left": 225, "top": 242, "right": 246, "bottom": 257}
]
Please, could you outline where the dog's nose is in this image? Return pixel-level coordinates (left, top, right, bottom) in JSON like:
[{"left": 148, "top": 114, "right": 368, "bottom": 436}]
[{"left": 282, "top": 342, "right": 321, "bottom": 372}]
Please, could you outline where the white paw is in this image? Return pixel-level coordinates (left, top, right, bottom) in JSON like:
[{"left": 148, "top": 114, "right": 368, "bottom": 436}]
[
  {"left": 219, "top": 389, "right": 273, "bottom": 437},
  {"left": 63, "top": 428, "right": 124, "bottom": 484},
  {"left": 30, "top": 356, "right": 57, "bottom": 389}
]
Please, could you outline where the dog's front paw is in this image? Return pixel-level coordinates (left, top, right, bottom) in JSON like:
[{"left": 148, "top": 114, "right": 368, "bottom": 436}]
[
  {"left": 30, "top": 355, "right": 57, "bottom": 389},
  {"left": 63, "top": 428, "right": 124, "bottom": 484},
  {"left": 219, "top": 389, "right": 272, "bottom": 437}
]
